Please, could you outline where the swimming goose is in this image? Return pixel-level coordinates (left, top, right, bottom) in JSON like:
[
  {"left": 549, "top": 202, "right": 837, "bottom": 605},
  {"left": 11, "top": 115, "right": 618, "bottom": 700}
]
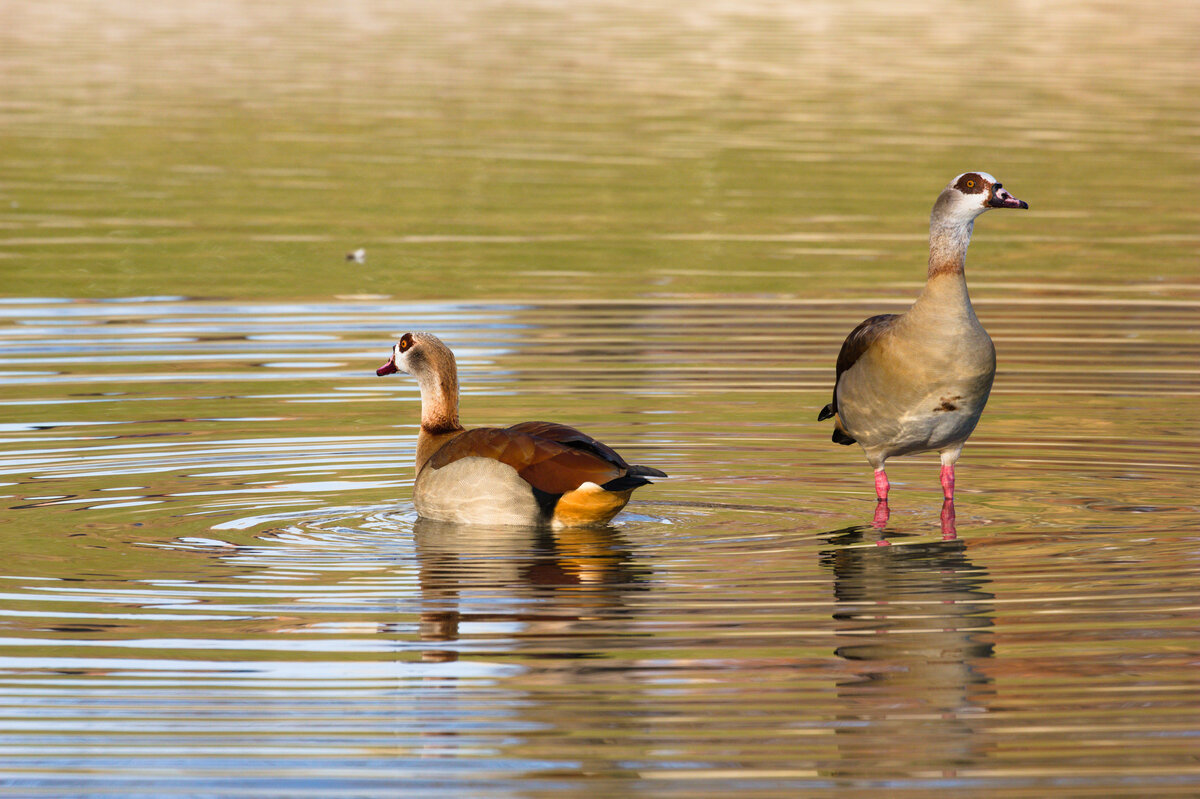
[
  {"left": 818, "top": 172, "right": 1028, "bottom": 502},
  {"left": 376, "top": 332, "right": 666, "bottom": 527}
]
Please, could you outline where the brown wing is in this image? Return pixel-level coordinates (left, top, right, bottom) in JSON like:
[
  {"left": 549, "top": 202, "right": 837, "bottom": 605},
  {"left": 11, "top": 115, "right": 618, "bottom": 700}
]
[
  {"left": 506, "top": 421, "right": 630, "bottom": 468},
  {"left": 824, "top": 313, "right": 899, "bottom": 416},
  {"left": 425, "top": 427, "right": 625, "bottom": 495}
]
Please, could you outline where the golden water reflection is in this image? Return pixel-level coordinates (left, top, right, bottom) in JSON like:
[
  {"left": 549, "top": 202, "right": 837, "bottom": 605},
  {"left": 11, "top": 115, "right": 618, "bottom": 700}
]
[
  {"left": 412, "top": 518, "right": 650, "bottom": 664},
  {"left": 822, "top": 525, "right": 995, "bottom": 780}
]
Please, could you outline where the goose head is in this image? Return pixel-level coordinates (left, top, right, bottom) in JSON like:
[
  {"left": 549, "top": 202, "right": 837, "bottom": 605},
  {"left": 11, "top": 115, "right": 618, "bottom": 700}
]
[
  {"left": 376, "top": 332, "right": 455, "bottom": 380},
  {"left": 376, "top": 332, "right": 462, "bottom": 433},
  {"left": 935, "top": 172, "right": 1028, "bottom": 225}
]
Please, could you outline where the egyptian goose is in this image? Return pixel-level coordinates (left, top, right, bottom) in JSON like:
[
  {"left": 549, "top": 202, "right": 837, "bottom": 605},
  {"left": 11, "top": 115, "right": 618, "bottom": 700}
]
[
  {"left": 376, "top": 332, "right": 666, "bottom": 526},
  {"left": 818, "top": 172, "right": 1028, "bottom": 503}
]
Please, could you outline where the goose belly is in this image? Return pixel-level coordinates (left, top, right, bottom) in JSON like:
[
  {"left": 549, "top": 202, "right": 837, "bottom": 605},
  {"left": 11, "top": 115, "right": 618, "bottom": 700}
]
[
  {"left": 414, "top": 456, "right": 545, "bottom": 526},
  {"left": 839, "top": 366, "right": 994, "bottom": 461}
]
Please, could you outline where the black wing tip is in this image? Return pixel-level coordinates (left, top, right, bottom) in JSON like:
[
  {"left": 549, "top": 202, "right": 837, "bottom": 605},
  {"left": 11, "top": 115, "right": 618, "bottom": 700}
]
[
  {"left": 601, "top": 474, "right": 654, "bottom": 492},
  {"left": 817, "top": 404, "right": 834, "bottom": 421},
  {"left": 832, "top": 428, "right": 856, "bottom": 446},
  {"left": 600, "top": 464, "right": 666, "bottom": 492}
]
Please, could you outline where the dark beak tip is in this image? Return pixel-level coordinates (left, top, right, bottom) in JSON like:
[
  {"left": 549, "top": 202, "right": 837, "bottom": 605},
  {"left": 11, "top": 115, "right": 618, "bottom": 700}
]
[{"left": 991, "top": 194, "right": 1029, "bottom": 210}]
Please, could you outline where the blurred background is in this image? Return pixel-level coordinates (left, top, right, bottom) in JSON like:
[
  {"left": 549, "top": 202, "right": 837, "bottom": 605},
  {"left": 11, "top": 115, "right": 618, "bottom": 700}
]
[{"left": 4, "top": 0, "right": 1196, "bottom": 301}]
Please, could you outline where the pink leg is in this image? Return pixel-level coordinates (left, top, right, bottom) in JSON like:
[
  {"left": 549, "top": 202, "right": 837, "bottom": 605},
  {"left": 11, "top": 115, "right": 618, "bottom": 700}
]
[
  {"left": 939, "top": 463, "right": 955, "bottom": 501},
  {"left": 872, "top": 498, "right": 890, "bottom": 530},
  {"left": 874, "top": 468, "right": 889, "bottom": 502},
  {"left": 940, "top": 498, "right": 957, "bottom": 540}
]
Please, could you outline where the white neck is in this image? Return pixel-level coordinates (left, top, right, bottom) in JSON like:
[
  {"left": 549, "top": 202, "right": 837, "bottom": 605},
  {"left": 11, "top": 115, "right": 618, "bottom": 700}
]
[
  {"left": 928, "top": 217, "right": 974, "bottom": 277},
  {"left": 926, "top": 188, "right": 986, "bottom": 279},
  {"left": 912, "top": 193, "right": 984, "bottom": 320}
]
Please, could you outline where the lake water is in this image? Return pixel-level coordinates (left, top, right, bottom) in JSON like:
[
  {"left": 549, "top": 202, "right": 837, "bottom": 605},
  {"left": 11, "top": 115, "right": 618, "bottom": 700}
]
[{"left": 2, "top": 1, "right": 1199, "bottom": 796}]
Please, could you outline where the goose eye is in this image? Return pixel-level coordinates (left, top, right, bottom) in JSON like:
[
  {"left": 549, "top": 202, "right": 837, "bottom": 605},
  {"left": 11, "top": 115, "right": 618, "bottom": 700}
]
[
  {"left": 398, "top": 334, "right": 413, "bottom": 352},
  {"left": 965, "top": 179, "right": 975, "bottom": 188}
]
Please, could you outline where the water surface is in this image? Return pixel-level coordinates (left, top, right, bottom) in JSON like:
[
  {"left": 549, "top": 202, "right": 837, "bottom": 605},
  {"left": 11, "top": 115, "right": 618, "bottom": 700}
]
[{"left": 0, "top": 297, "right": 1198, "bottom": 796}]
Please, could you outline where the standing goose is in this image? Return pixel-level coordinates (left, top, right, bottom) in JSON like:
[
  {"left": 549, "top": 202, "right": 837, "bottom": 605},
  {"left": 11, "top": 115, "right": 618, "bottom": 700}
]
[
  {"left": 818, "top": 172, "right": 1028, "bottom": 503},
  {"left": 377, "top": 332, "right": 666, "bottom": 527}
]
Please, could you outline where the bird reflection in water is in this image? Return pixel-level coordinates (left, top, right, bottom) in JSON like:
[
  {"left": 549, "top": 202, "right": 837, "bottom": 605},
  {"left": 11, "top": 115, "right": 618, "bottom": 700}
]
[
  {"left": 411, "top": 518, "right": 650, "bottom": 663},
  {"left": 872, "top": 498, "right": 957, "bottom": 541},
  {"left": 819, "top": 519, "right": 995, "bottom": 779}
]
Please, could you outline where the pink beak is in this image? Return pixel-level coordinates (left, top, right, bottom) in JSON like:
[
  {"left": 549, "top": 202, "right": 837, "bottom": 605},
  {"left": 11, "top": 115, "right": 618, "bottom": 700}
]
[
  {"left": 988, "top": 184, "right": 1028, "bottom": 209},
  {"left": 376, "top": 359, "right": 398, "bottom": 376}
]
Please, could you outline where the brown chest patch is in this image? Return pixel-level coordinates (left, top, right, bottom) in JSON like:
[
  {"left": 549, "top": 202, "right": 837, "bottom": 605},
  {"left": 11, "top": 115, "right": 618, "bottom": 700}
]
[{"left": 933, "top": 395, "right": 962, "bottom": 412}]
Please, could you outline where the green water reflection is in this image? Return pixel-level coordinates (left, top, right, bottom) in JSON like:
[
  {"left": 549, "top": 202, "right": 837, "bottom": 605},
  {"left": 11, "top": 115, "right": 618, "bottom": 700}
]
[{"left": 3, "top": 1, "right": 1197, "bottom": 303}]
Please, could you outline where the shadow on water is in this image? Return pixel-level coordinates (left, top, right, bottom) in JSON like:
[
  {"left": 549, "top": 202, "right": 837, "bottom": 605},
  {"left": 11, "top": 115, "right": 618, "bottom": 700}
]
[{"left": 819, "top": 516, "right": 996, "bottom": 778}]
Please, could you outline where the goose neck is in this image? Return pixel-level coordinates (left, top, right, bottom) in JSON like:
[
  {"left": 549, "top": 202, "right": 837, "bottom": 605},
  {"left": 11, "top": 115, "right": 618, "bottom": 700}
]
[
  {"left": 415, "top": 368, "right": 462, "bottom": 436},
  {"left": 927, "top": 216, "right": 975, "bottom": 279}
]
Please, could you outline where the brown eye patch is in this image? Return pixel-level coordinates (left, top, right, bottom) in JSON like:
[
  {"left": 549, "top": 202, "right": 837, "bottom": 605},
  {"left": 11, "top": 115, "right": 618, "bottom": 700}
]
[
  {"left": 399, "top": 333, "right": 414, "bottom": 352},
  {"left": 954, "top": 173, "right": 986, "bottom": 194}
]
